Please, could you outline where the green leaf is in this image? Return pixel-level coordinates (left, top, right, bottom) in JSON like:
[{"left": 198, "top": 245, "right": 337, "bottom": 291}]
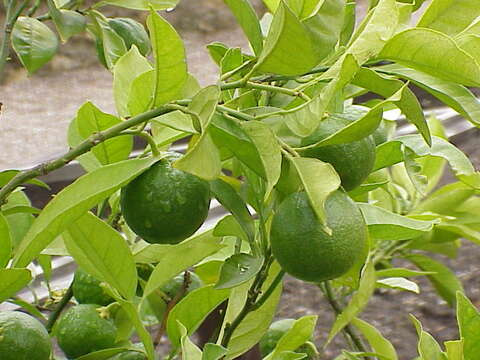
[
  {"left": 280, "top": 54, "right": 359, "bottom": 137},
  {"left": 147, "top": 9, "right": 188, "bottom": 107},
  {"left": 76, "top": 347, "right": 142, "bottom": 360},
  {"left": 351, "top": 318, "right": 398, "bottom": 360},
  {"left": 340, "top": 2, "right": 356, "bottom": 46},
  {"left": 290, "top": 157, "right": 341, "bottom": 232},
  {"left": 374, "top": 135, "right": 477, "bottom": 185},
  {"left": 152, "top": 110, "right": 198, "bottom": 134},
  {"left": 225, "top": 263, "right": 283, "bottom": 359},
  {"left": 202, "top": 343, "right": 228, "bottom": 360},
  {"left": 417, "top": 0, "right": 480, "bottom": 36},
  {"left": 379, "top": 28, "right": 480, "bottom": 87},
  {"left": 12, "top": 157, "right": 159, "bottom": 267},
  {"left": 456, "top": 34, "right": 480, "bottom": 67},
  {"left": 95, "top": 0, "right": 178, "bottom": 10},
  {"left": 0, "top": 268, "right": 32, "bottom": 303},
  {"left": 215, "top": 253, "right": 264, "bottom": 289},
  {"left": 302, "top": 0, "right": 345, "bottom": 62},
  {"left": 0, "top": 170, "right": 49, "bottom": 190},
  {"left": 127, "top": 70, "right": 155, "bottom": 116},
  {"left": 223, "top": 0, "right": 263, "bottom": 56},
  {"left": 209, "top": 178, "right": 255, "bottom": 244},
  {"left": 377, "top": 64, "right": 480, "bottom": 127},
  {"left": 0, "top": 213, "right": 12, "bottom": 268},
  {"left": 376, "top": 277, "right": 419, "bottom": 293},
  {"left": 406, "top": 254, "right": 463, "bottom": 306},
  {"left": 241, "top": 121, "right": 282, "bottom": 199},
  {"left": 410, "top": 315, "right": 447, "bottom": 360},
  {"left": 376, "top": 268, "right": 434, "bottom": 278},
  {"left": 11, "top": 17, "right": 59, "bottom": 73},
  {"left": 76, "top": 102, "right": 133, "bottom": 165},
  {"left": 113, "top": 47, "right": 152, "bottom": 117},
  {"left": 3, "top": 191, "right": 34, "bottom": 249},
  {"left": 63, "top": 212, "right": 137, "bottom": 299},
  {"left": 265, "top": 315, "right": 317, "bottom": 360},
  {"left": 444, "top": 340, "right": 464, "bottom": 360},
  {"left": 167, "top": 285, "right": 230, "bottom": 347},
  {"left": 352, "top": 68, "right": 430, "bottom": 145},
  {"left": 67, "top": 118, "right": 102, "bottom": 172},
  {"left": 174, "top": 86, "right": 222, "bottom": 180},
  {"left": 178, "top": 321, "right": 203, "bottom": 359},
  {"left": 358, "top": 203, "right": 434, "bottom": 240},
  {"left": 47, "top": 0, "right": 86, "bottom": 42},
  {"left": 142, "top": 232, "right": 225, "bottom": 298},
  {"left": 256, "top": 1, "right": 319, "bottom": 76},
  {"left": 328, "top": 261, "right": 376, "bottom": 343},
  {"left": 456, "top": 292, "right": 480, "bottom": 360},
  {"left": 413, "top": 181, "right": 475, "bottom": 215}
]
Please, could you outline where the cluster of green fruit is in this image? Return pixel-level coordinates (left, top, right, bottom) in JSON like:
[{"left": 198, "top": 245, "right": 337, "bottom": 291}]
[
  {"left": 0, "top": 267, "right": 202, "bottom": 359},
  {"left": 122, "top": 112, "right": 384, "bottom": 284}
]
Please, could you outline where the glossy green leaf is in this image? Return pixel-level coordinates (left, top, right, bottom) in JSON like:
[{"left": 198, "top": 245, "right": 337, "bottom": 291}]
[
  {"left": 302, "top": 0, "right": 345, "bottom": 61},
  {"left": 76, "top": 347, "right": 142, "bottom": 360},
  {"left": 0, "top": 268, "right": 32, "bottom": 303},
  {"left": 178, "top": 321, "right": 203, "bottom": 359},
  {"left": 265, "top": 315, "right": 317, "bottom": 360},
  {"left": 127, "top": 70, "right": 155, "bottom": 116},
  {"left": 215, "top": 253, "right": 263, "bottom": 289},
  {"left": 167, "top": 285, "right": 230, "bottom": 347},
  {"left": 241, "top": 121, "right": 282, "bottom": 199},
  {"left": 95, "top": 0, "right": 178, "bottom": 10},
  {"left": 406, "top": 254, "right": 463, "bottom": 306},
  {"left": 113, "top": 47, "right": 152, "bottom": 117},
  {"left": 378, "top": 64, "right": 480, "bottom": 127},
  {"left": 340, "top": 2, "right": 355, "bottom": 45},
  {"left": 410, "top": 315, "right": 447, "bottom": 360},
  {"left": 225, "top": 263, "right": 283, "bottom": 359},
  {"left": 414, "top": 182, "right": 475, "bottom": 215},
  {"left": 290, "top": 157, "right": 341, "bottom": 231},
  {"left": 457, "top": 34, "right": 480, "bottom": 66},
  {"left": 358, "top": 203, "right": 434, "bottom": 240},
  {"left": 3, "top": 191, "right": 34, "bottom": 249},
  {"left": 223, "top": 0, "right": 263, "bottom": 56},
  {"left": 417, "top": 0, "right": 480, "bottom": 36},
  {"left": 0, "top": 170, "right": 49, "bottom": 190},
  {"left": 352, "top": 68, "right": 430, "bottom": 144},
  {"left": 456, "top": 292, "right": 480, "bottom": 360},
  {"left": 152, "top": 110, "right": 198, "bottom": 134},
  {"left": 379, "top": 28, "right": 480, "bottom": 87},
  {"left": 76, "top": 102, "right": 133, "bottom": 165},
  {"left": 67, "top": 117, "right": 102, "bottom": 172},
  {"left": 281, "top": 54, "right": 359, "bottom": 137},
  {"left": 377, "top": 277, "right": 419, "bottom": 293},
  {"left": 0, "top": 213, "right": 12, "bottom": 268},
  {"left": 376, "top": 268, "right": 434, "bottom": 278},
  {"left": 11, "top": 17, "right": 59, "bottom": 73},
  {"left": 142, "top": 232, "right": 225, "bottom": 298},
  {"left": 202, "top": 343, "right": 227, "bottom": 360},
  {"left": 256, "top": 1, "right": 319, "bottom": 76},
  {"left": 64, "top": 212, "right": 137, "bottom": 299},
  {"left": 209, "top": 178, "right": 255, "bottom": 243},
  {"left": 12, "top": 157, "right": 159, "bottom": 267},
  {"left": 47, "top": 0, "right": 86, "bottom": 42},
  {"left": 174, "top": 87, "right": 222, "bottom": 180},
  {"left": 444, "top": 340, "right": 464, "bottom": 360},
  {"left": 328, "top": 261, "right": 376, "bottom": 343},
  {"left": 374, "top": 135, "right": 477, "bottom": 184},
  {"left": 147, "top": 9, "right": 188, "bottom": 106},
  {"left": 352, "top": 318, "right": 398, "bottom": 360},
  {"left": 91, "top": 12, "right": 128, "bottom": 69}
]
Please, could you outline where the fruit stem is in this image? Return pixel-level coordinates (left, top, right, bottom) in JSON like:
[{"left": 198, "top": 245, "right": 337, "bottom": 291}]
[
  {"left": 122, "top": 130, "right": 160, "bottom": 156},
  {"left": 321, "top": 282, "right": 372, "bottom": 358},
  {"left": 45, "top": 284, "right": 73, "bottom": 333}
]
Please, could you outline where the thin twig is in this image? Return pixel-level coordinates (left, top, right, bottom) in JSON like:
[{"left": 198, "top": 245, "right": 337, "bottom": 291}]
[{"left": 45, "top": 285, "right": 73, "bottom": 332}]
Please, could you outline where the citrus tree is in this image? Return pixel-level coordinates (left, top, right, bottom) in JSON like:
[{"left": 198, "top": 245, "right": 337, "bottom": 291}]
[{"left": 1, "top": 0, "right": 480, "bottom": 359}]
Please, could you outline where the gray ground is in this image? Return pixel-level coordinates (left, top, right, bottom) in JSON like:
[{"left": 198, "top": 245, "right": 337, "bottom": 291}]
[{"left": 2, "top": 0, "right": 480, "bottom": 359}]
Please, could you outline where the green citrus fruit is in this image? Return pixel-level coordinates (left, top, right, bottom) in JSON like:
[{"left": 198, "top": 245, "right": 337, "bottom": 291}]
[
  {"left": 301, "top": 110, "right": 376, "bottom": 191},
  {"left": 160, "top": 272, "right": 203, "bottom": 301},
  {"left": 72, "top": 268, "right": 114, "bottom": 306},
  {"left": 108, "top": 18, "right": 151, "bottom": 56},
  {"left": 0, "top": 311, "right": 51, "bottom": 360},
  {"left": 110, "top": 344, "right": 146, "bottom": 360},
  {"left": 121, "top": 157, "right": 211, "bottom": 244},
  {"left": 270, "top": 191, "right": 367, "bottom": 282},
  {"left": 55, "top": 304, "right": 117, "bottom": 358},
  {"left": 259, "top": 319, "right": 295, "bottom": 356}
]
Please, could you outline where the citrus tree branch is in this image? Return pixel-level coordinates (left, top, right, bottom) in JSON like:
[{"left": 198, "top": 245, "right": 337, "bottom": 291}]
[
  {"left": 0, "top": 105, "right": 176, "bottom": 205},
  {"left": 45, "top": 284, "right": 73, "bottom": 332}
]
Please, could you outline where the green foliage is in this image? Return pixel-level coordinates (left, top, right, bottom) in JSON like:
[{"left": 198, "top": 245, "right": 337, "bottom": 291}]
[{"left": 2, "top": 0, "right": 480, "bottom": 359}]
